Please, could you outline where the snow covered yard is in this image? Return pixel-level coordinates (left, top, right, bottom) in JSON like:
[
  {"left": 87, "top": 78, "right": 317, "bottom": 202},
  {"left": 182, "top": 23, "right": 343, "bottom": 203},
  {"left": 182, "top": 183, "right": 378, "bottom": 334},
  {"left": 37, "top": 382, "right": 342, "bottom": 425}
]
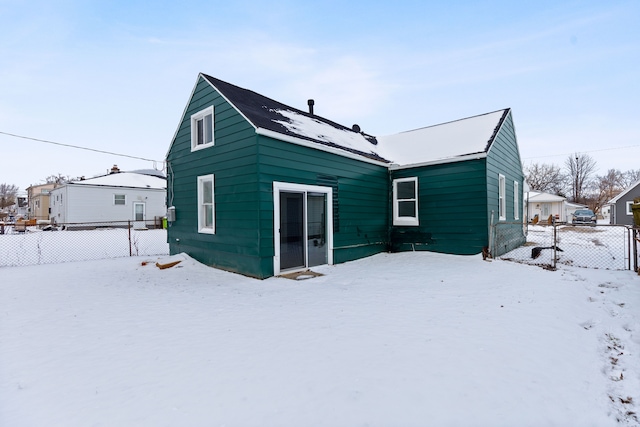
[
  {"left": 502, "top": 224, "right": 631, "bottom": 270},
  {"left": 1, "top": 252, "right": 639, "bottom": 426}
]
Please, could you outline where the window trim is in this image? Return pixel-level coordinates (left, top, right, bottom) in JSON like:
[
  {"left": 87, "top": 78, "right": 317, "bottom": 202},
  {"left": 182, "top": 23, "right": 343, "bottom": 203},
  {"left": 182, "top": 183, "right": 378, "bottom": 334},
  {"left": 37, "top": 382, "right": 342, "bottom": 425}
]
[
  {"left": 498, "top": 174, "right": 506, "bottom": 221},
  {"left": 513, "top": 181, "right": 519, "bottom": 220},
  {"left": 197, "top": 174, "right": 215, "bottom": 234},
  {"left": 393, "top": 177, "right": 419, "bottom": 226},
  {"left": 627, "top": 201, "right": 634, "bottom": 215},
  {"left": 114, "top": 194, "right": 126, "bottom": 206},
  {"left": 191, "top": 106, "right": 215, "bottom": 151}
]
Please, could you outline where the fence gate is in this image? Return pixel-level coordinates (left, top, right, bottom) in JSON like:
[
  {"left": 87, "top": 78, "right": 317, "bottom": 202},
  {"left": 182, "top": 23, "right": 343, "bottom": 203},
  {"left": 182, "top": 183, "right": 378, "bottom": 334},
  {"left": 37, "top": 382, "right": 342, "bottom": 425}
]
[{"left": 497, "top": 223, "right": 633, "bottom": 271}]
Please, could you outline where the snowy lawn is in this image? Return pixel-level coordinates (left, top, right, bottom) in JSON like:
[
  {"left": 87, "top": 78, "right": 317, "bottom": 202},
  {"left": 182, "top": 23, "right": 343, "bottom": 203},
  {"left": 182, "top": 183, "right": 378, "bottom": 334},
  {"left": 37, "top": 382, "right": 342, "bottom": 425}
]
[{"left": 1, "top": 252, "right": 639, "bottom": 426}]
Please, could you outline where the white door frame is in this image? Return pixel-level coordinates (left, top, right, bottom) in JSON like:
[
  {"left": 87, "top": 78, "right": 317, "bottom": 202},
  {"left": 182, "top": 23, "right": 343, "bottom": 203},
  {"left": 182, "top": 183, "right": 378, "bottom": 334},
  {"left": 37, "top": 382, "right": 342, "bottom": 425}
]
[{"left": 273, "top": 182, "right": 333, "bottom": 276}]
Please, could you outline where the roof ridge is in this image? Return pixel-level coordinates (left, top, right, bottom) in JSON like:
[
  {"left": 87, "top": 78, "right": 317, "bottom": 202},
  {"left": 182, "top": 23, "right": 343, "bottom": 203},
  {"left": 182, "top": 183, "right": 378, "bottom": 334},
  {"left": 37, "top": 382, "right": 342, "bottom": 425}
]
[{"left": 394, "top": 108, "right": 509, "bottom": 135}]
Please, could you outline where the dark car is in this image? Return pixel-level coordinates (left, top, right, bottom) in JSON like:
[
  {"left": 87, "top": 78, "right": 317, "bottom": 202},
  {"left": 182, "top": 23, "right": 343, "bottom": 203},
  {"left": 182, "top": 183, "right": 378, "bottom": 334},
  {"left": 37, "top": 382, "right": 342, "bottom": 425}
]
[{"left": 572, "top": 209, "right": 597, "bottom": 225}]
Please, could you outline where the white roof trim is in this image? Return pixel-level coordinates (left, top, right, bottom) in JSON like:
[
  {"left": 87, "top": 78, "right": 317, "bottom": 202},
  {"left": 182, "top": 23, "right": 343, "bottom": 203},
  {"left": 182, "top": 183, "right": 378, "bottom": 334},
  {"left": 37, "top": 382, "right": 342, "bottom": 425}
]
[
  {"left": 256, "top": 128, "right": 389, "bottom": 167},
  {"left": 388, "top": 152, "right": 487, "bottom": 171}
]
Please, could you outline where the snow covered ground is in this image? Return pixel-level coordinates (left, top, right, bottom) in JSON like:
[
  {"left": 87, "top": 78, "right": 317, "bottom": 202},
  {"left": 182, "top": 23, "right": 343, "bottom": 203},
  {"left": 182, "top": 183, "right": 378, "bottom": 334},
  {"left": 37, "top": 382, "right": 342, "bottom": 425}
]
[
  {"left": 502, "top": 224, "right": 631, "bottom": 271},
  {"left": 1, "top": 248, "right": 639, "bottom": 426}
]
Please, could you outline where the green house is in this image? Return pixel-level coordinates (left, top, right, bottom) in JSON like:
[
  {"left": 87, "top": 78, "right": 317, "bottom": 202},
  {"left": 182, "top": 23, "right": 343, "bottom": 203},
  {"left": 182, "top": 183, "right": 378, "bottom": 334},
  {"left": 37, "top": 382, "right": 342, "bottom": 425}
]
[{"left": 166, "top": 74, "right": 525, "bottom": 278}]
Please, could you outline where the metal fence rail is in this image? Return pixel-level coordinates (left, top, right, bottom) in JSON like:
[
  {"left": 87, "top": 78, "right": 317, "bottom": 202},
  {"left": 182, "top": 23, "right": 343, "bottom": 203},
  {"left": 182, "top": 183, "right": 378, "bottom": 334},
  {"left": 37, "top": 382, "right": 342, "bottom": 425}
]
[
  {"left": 0, "top": 220, "right": 169, "bottom": 268},
  {"left": 499, "top": 223, "right": 632, "bottom": 271}
]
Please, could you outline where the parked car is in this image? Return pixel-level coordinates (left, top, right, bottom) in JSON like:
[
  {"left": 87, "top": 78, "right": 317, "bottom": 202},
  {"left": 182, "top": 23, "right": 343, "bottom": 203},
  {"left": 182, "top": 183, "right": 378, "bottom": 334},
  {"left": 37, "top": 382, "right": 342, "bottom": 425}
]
[{"left": 572, "top": 209, "right": 597, "bottom": 225}]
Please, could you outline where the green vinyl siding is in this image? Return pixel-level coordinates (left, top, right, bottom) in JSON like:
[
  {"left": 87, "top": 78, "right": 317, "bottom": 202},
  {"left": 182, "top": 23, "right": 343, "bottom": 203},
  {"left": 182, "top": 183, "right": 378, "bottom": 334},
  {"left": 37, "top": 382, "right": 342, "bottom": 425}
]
[
  {"left": 256, "top": 136, "right": 389, "bottom": 268},
  {"left": 167, "top": 77, "right": 265, "bottom": 277},
  {"left": 167, "top": 76, "right": 389, "bottom": 278},
  {"left": 391, "top": 159, "right": 488, "bottom": 255},
  {"left": 485, "top": 111, "right": 526, "bottom": 256}
]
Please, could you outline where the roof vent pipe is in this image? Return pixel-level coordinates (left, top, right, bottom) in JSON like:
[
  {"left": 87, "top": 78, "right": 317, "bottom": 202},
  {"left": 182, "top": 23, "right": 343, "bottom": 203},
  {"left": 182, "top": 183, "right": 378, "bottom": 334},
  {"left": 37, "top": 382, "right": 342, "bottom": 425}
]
[
  {"left": 307, "top": 99, "right": 314, "bottom": 115},
  {"left": 352, "top": 124, "right": 361, "bottom": 133}
]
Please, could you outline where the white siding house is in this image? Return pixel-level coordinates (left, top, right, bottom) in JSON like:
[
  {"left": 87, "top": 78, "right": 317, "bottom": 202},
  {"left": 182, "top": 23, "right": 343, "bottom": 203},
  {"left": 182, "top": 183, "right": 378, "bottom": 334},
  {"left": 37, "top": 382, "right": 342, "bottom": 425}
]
[
  {"left": 526, "top": 191, "right": 588, "bottom": 223},
  {"left": 49, "top": 171, "right": 166, "bottom": 226},
  {"left": 527, "top": 191, "right": 566, "bottom": 223}
]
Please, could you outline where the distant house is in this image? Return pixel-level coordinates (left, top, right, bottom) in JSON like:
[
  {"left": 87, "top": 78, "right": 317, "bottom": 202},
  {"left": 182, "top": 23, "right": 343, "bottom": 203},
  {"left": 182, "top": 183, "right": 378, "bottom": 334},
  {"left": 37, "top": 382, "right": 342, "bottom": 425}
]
[
  {"left": 526, "top": 191, "right": 587, "bottom": 223},
  {"left": 49, "top": 167, "right": 166, "bottom": 226},
  {"left": 607, "top": 179, "right": 640, "bottom": 226},
  {"left": 26, "top": 183, "right": 56, "bottom": 221},
  {"left": 527, "top": 191, "right": 565, "bottom": 223},
  {"left": 165, "top": 73, "right": 525, "bottom": 278}
]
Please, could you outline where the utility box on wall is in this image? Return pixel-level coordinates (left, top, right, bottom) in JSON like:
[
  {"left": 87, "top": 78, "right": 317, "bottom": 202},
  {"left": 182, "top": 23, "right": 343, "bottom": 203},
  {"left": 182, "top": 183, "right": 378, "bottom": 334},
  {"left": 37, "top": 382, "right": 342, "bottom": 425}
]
[{"left": 167, "top": 206, "right": 176, "bottom": 223}]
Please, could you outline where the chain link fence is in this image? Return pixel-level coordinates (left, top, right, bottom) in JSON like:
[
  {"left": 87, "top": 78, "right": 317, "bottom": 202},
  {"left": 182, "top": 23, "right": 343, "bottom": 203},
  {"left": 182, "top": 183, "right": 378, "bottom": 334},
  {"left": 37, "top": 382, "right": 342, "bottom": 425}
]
[
  {"left": 633, "top": 227, "right": 640, "bottom": 273},
  {"left": 499, "top": 222, "right": 633, "bottom": 271},
  {"left": 0, "top": 220, "right": 169, "bottom": 267}
]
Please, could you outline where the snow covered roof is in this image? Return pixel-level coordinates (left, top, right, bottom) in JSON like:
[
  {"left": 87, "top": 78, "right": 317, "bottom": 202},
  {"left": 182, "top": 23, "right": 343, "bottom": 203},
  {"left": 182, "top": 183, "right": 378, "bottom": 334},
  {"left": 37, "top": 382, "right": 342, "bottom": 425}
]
[
  {"left": 376, "top": 109, "right": 509, "bottom": 167},
  {"left": 201, "top": 74, "right": 386, "bottom": 163},
  {"left": 67, "top": 172, "right": 166, "bottom": 189},
  {"left": 196, "top": 74, "right": 513, "bottom": 169},
  {"left": 527, "top": 191, "right": 566, "bottom": 202}
]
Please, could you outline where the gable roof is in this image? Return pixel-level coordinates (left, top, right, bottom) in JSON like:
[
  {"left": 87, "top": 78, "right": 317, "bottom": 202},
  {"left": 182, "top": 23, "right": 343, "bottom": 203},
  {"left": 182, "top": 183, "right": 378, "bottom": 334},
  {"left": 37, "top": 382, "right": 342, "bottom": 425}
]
[
  {"left": 200, "top": 74, "right": 388, "bottom": 163},
  {"left": 63, "top": 172, "right": 166, "bottom": 190},
  {"left": 376, "top": 109, "right": 510, "bottom": 168},
  {"left": 527, "top": 191, "right": 566, "bottom": 203},
  {"left": 172, "top": 74, "right": 516, "bottom": 169},
  {"left": 608, "top": 179, "right": 640, "bottom": 204}
]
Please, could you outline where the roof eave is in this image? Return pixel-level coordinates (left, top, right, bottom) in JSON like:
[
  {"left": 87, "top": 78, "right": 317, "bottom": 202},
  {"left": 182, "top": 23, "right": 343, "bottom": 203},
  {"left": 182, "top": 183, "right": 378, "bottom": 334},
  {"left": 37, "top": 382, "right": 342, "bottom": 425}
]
[
  {"left": 389, "top": 152, "right": 488, "bottom": 170},
  {"left": 256, "top": 128, "right": 389, "bottom": 167}
]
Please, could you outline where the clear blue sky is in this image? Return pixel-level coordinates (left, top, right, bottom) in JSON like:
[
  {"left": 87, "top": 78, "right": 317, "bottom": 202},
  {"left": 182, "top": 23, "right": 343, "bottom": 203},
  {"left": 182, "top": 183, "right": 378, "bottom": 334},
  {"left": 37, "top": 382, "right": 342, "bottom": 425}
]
[{"left": 1, "top": 0, "right": 638, "bottom": 192}]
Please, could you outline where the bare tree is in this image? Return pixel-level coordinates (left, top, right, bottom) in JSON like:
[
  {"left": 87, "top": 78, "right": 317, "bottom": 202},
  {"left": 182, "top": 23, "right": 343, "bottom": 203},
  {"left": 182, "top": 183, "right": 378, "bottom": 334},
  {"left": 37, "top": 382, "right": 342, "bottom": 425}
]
[
  {"left": 44, "top": 174, "right": 71, "bottom": 185},
  {"left": 0, "top": 183, "right": 19, "bottom": 209},
  {"left": 623, "top": 169, "right": 640, "bottom": 187},
  {"left": 524, "top": 162, "right": 566, "bottom": 195},
  {"left": 565, "top": 153, "right": 597, "bottom": 204},
  {"left": 587, "top": 169, "right": 625, "bottom": 214}
]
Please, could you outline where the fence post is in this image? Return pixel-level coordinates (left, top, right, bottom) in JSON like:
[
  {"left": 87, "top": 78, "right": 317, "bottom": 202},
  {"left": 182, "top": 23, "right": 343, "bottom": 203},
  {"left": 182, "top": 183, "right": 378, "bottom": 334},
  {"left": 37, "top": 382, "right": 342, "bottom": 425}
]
[
  {"left": 633, "top": 228, "right": 640, "bottom": 272},
  {"left": 128, "top": 220, "right": 132, "bottom": 256},
  {"left": 552, "top": 220, "right": 557, "bottom": 269}
]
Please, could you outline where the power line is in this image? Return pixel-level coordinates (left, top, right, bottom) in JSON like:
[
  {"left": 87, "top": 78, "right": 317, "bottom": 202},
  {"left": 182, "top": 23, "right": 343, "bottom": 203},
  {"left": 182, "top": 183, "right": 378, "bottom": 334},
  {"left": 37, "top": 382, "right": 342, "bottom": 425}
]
[
  {"left": 522, "top": 143, "right": 640, "bottom": 160},
  {"left": 0, "top": 130, "right": 163, "bottom": 163}
]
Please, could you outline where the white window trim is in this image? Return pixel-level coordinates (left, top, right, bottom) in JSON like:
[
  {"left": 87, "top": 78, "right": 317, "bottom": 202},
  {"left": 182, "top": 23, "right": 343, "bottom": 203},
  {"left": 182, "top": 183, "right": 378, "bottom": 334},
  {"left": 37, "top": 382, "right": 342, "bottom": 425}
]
[
  {"left": 190, "top": 106, "right": 215, "bottom": 152},
  {"left": 393, "top": 177, "right": 419, "bottom": 226},
  {"left": 114, "top": 194, "right": 126, "bottom": 206},
  {"left": 197, "top": 174, "right": 215, "bottom": 234},
  {"left": 626, "top": 201, "right": 634, "bottom": 215},
  {"left": 272, "top": 182, "right": 334, "bottom": 276},
  {"left": 498, "top": 174, "right": 506, "bottom": 221},
  {"left": 133, "top": 202, "right": 146, "bottom": 221},
  {"left": 513, "top": 181, "right": 519, "bottom": 220}
]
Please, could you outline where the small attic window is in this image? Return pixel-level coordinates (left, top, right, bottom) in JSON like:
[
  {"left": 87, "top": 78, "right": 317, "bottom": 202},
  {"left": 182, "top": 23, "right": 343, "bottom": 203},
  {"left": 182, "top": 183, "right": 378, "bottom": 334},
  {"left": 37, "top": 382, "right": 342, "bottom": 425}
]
[{"left": 191, "top": 106, "right": 214, "bottom": 151}]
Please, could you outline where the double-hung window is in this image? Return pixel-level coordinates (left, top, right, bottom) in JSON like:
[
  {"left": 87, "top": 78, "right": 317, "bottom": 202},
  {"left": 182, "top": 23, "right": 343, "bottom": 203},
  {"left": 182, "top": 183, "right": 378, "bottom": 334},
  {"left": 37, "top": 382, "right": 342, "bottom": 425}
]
[
  {"left": 191, "top": 106, "right": 214, "bottom": 151},
  {"left": 627, "top": 201, "right": 634, "bottom": 215},
  {"left": 498, "top": 174, "right": 506, "bottom": 220},
  {"left": 197, "top": 174, "right": 215, "bottom": 234},
  {"left": 114, "top": 194, "right": 126, "bottom": 205},
  {"left": 393, "top": 177, "right": 419, "bottom": 226}
]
